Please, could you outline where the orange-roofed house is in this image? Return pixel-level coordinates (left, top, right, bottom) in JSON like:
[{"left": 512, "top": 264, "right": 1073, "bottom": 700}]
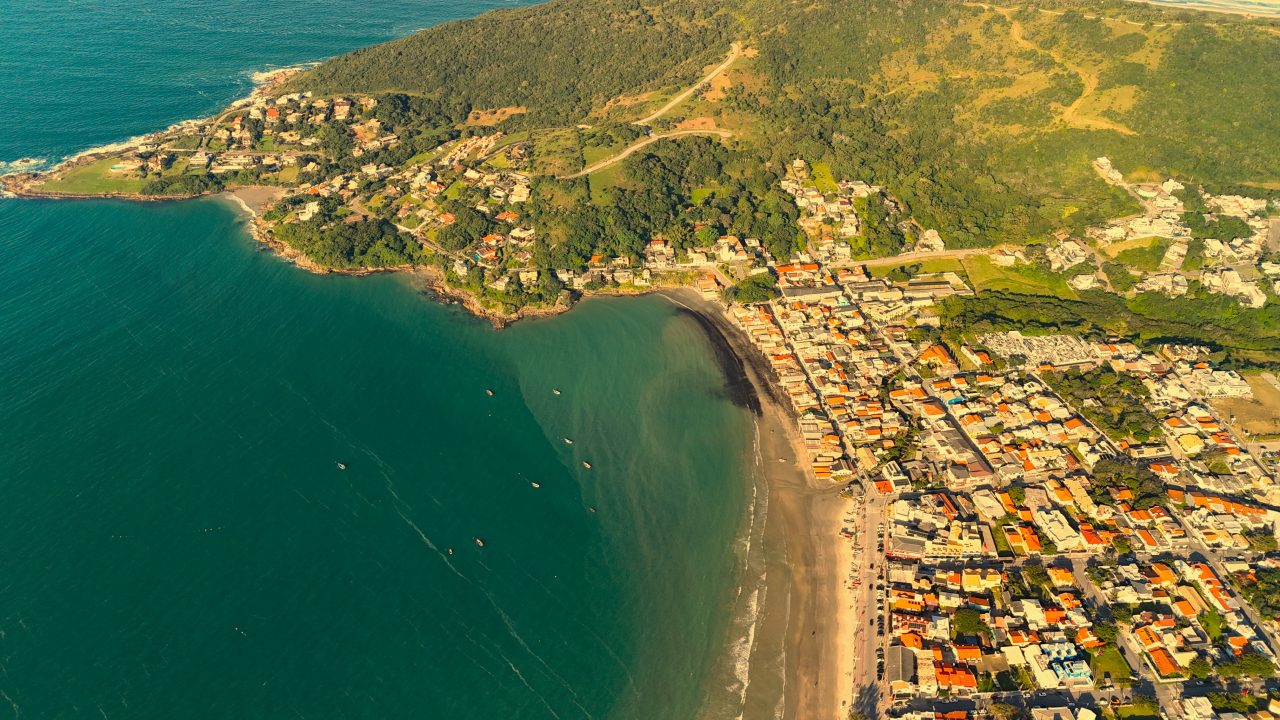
[
  {"left": 935, "top": 664, "right": 978, "bottom": 691},
  {"left": 1148, "top": 647, "right": 1181, "bottom": 677},
  {"left": 1147, "top": 563, "right": 1176, "bottom": 586}
]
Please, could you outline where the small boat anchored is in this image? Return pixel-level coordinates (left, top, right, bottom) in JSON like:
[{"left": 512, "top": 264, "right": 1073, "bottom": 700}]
[
  {"left": 336, "top": 462, "right": 347, "bottom": 470},
  {"left": 531, "top": 481, "right": 541, "bottom": 489},
  {"left": 474, "top": 538, "right": 485, "bottom": 548},
  {"left": 485, "top": 389, "right": 494, "bottom": 397},
  {"left": 582, "top": 461, "right": 592, "bottom": 470},
  {"left": 552, "top": 389, "right": 562, "bottom": 395},
  {"left": 563, "top": 437, "right": 573, "bottom": 445}
]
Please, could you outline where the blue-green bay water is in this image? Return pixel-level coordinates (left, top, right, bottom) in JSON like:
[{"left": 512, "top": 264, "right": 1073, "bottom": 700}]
[{"left": 0, "top": 2, "right": 765, "bottom": 717}]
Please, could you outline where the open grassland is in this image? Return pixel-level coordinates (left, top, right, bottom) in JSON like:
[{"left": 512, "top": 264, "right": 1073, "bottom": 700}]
[
  {"left": 810, "top": 162, "right": 838, "bottom": 193},
  {"left": 962, "top": 256, "right": 1079, "bottom": 298},
  {"left": 40, "top": 158, "right": 149, "bottom": 195},
  {"left": 588, "top": 163, "right": 625, "bottom": 205},
  {"left": 1110, "top": 236, "right": 1171, "bottom": 271},
  {"left": 869, "top": 257, "right": 968, "bottom": 278}
]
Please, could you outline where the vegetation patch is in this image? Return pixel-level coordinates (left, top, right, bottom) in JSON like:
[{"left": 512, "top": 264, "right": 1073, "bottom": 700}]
[{"left": 961, "top": 256, "right": 1078, "bottom": 299}]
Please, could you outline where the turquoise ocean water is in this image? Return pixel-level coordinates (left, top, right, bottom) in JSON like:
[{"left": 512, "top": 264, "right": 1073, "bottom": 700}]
[{"left": 0, "top": 3, "right": 760, "bottom": 717}]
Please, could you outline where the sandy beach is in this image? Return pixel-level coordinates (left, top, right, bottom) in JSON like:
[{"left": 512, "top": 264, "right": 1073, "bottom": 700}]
[
  {"left": 662, "top": 288, "right": 855, "bottom": 720},
  {"left": 222, "top": 184, "right": 289, "bottom": 216},
  {"left": 1127, "top": 0, "right": 1280, "bottom": 17}
]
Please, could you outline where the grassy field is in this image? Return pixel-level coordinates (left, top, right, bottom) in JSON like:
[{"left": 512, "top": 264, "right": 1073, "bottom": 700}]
[
  {"left": 691, "top": 185, "right": 715, "bottom": 204},
  {"left": 443, "top": 180, "right": 466, "bottom": 200},
  {"left": 39, "top": 158, "right": 148, "bottom": 195},
  {"left": 869, "top": 257, "right": 967, "bottom": 279},
  {"left": 530, "top": 128, "right": 583, "bottom": 177},
  {"left": 1109, "top": 236, "right": 1171, "bottom": 271},
  {"left": 810, "top": 161, "right": 838, "bottom": 194},
  {"left": 1089, "top": 646, "right": 1133, "bottom": 688},
  {"left": 588, "top": 163, "right": 625, "bottom": 205},
  {"left": 1116, "top": 697, "right": 1161, "bottom": 720},
  {"left": 1211, "top": 372, "right": 1280, "bottom": 439},
  {"left": 582, "top": 142, "right": 623, "bottom": 167},
  {"left": 962, "top": 256, "right": 1078, "bottom": 299}
]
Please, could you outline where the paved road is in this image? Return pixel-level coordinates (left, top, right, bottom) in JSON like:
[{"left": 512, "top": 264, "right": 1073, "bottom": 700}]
[
  {"left": 560, "top": 129, "right": 733, "bottom": 179},
  {"left": 633, "top": 43, "right": 741, "bottom": 127},
  {"left": 827, "top": 246, "right": 996, "bottom": 270}
]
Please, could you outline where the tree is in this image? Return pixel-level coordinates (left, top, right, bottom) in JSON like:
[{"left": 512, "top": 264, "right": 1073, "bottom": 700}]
[
  {"left": 1218, "top": 651, "right": 1276, "bottom": 678},
  {"left": 317, "top": 124, "right": 353, "bottom": 159},
  {"left": 436, "top": 207, "right": 494, "bottom": 252},
  {"left": 1094, "top": 620, "right": 1118, "bottom": 644},
  {"left": 726, "top": 273, "right": 780, "bottom": 304},
  {"left": 1022, "top": 562, "right": 1049, "bottom": 589},
  {"left": 1245, "top": 528, "right": 1278, "bottom": 553},
  {"left": 952, "top": 607, "right": 989, "bottom": 638},
  {"left": 1188, "top": 657, "right": 1212, "bottom": 680},
  {"left": 990, "top": 703, "right": 1021, "bottom": 720}
]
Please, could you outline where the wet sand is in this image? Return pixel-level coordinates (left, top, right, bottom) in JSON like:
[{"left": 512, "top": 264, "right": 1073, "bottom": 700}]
[
  {"left": 662, "top": 289, "right": 853, "bottom": 720},
  {"left": 222, "top": 185, "right": 288, "bottom": 216}
]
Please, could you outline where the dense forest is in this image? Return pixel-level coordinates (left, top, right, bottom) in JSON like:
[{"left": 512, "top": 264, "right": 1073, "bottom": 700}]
[
  {"left": 940, "top": 290, "right": 1280, "bottom": 367},
  {"left": 287, "top": 0, "right": 732, "bottom": 126}
]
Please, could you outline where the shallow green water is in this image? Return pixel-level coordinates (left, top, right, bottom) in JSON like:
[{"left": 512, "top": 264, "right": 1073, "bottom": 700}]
[{"left": 0, "top": 197, "right": 754, "bottom": 718}]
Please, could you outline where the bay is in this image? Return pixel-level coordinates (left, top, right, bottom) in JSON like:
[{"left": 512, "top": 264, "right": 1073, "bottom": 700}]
[{"left": 0, "top": 2, "right": 757, "bottom": 717}]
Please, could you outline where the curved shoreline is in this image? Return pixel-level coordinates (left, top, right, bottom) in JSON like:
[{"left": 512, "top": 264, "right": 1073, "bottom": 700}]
[
  {"left": 7, "top": 180, "right": 851, "bottom": 720},
  {"left": 662, "top": 289, "right": 853, "bottom": 720}
]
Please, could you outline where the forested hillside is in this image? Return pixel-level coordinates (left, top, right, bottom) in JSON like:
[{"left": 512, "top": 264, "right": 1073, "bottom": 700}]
[
  {"left": 287, "top": 0, "right": 732, "bottom": 125},
  {"left": 288, "top": 0, "right": 1280, "bottom": 250}
]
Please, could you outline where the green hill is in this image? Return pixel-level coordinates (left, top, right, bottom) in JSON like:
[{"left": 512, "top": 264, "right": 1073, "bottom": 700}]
[
  {"left": 287, "top": 0, "right": 1280, "bottom": 248},
  {"left": 287, "top": 0, "right": 733, "bottom": 125}
]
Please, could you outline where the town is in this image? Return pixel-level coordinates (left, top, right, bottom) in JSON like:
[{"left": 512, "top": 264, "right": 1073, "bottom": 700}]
[{"left": 6, "top": 69, "right": 1280, "bottom": 720}]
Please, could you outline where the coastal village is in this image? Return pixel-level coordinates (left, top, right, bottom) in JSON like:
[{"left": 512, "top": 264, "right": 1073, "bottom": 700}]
[
  {"left": 5, "top": 59, "right": 1280, "bottom": 720},
  {"left": 720, "top": 162, "right": 1280, "bottom": 720}
]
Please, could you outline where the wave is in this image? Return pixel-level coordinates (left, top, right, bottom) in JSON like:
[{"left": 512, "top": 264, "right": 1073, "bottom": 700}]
[{"left": 0, "top": 157, "right": 50, "bottom": 174}]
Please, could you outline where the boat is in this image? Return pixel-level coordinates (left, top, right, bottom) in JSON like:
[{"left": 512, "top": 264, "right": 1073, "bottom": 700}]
[
  {"left": 552, "top": 389, "right": 561, "bottom": 395},
  {"left": 474, "top": 538, "right": 485, "bottom": 548},
  {"left": 587, "top": 506, "right": 597, "bottom": 513},
  {"left": 447, "top": 548, "right": 453, "bottom": 555},
  {"left": 582, "top": 461, "right": 592, "bottom": 469},
  {"left": 563, "top": 437, "right": 573, "bottom": 445},
  {"left": 531, "top": 482, "right": 541, "bottom": 489},
  {"left": 336, "top": 462, "right": 347, "bottom": 470},
  {"left": 485, "top": 389, "right": 494, "bottom": 397}
]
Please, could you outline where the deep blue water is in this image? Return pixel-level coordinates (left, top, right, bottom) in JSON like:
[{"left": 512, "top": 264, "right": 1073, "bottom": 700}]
[{"left": 0, "top": 3, "right": 757, "bottom": 718}]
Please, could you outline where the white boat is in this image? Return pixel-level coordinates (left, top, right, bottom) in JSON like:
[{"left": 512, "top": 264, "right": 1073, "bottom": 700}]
[
  {"left": 552, "top": 389, "right": 561, "bottom": 395},
  {"left": 582, "top": 461, "right": 592, "bottom": 469},
  {"left": 563, "top": 438, "right": 573, "bottom": 445},
  {"left": 531, "top": 482, "right": 541, "bottom": 489},
  {"left": 485, "top": 389, "right": 494, "bottom": 397},
  {"left": 336, "top": 462, "right": 347, "bottom": 470},
  {"left": 474, "top": 538, "right": 485, "bottom": 548}
]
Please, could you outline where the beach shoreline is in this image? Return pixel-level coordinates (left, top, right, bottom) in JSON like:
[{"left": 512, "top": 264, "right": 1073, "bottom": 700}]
[
  {"left": 1126, "top": 0, "right": 1280, "bottom": 17},
  {"left": 660, "top": 288, "right": 854, "bottom": 720}
]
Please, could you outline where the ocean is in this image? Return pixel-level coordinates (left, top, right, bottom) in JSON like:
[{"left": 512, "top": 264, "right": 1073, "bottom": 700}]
[{"left": 0, "top": 2, "right": 765, "bottom": 717}]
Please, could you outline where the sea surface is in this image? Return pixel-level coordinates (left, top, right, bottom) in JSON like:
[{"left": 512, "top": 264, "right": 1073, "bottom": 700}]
[{"left": 0, "top": 2, "right": 764, "bottom": 718}]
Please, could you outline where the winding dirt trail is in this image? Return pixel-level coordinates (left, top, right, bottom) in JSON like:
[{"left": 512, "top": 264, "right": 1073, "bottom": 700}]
[
  {"left": 966, "top": 2, "right": 1138, "bottom": 135},
  {"left": 561, "top": 129, "right": 733, "bottom": 179},
  {"left": 633, "top": 43, "right": 741, "bottom": 127}
]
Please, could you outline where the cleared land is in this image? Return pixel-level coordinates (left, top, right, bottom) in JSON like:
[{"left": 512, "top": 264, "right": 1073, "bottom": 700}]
[
  {"left": 1211, "top": 372, "right": 1280, "bottom": 438},
  {"left": 961, "top": 255, "right": 1080, "bottom": 298}
]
